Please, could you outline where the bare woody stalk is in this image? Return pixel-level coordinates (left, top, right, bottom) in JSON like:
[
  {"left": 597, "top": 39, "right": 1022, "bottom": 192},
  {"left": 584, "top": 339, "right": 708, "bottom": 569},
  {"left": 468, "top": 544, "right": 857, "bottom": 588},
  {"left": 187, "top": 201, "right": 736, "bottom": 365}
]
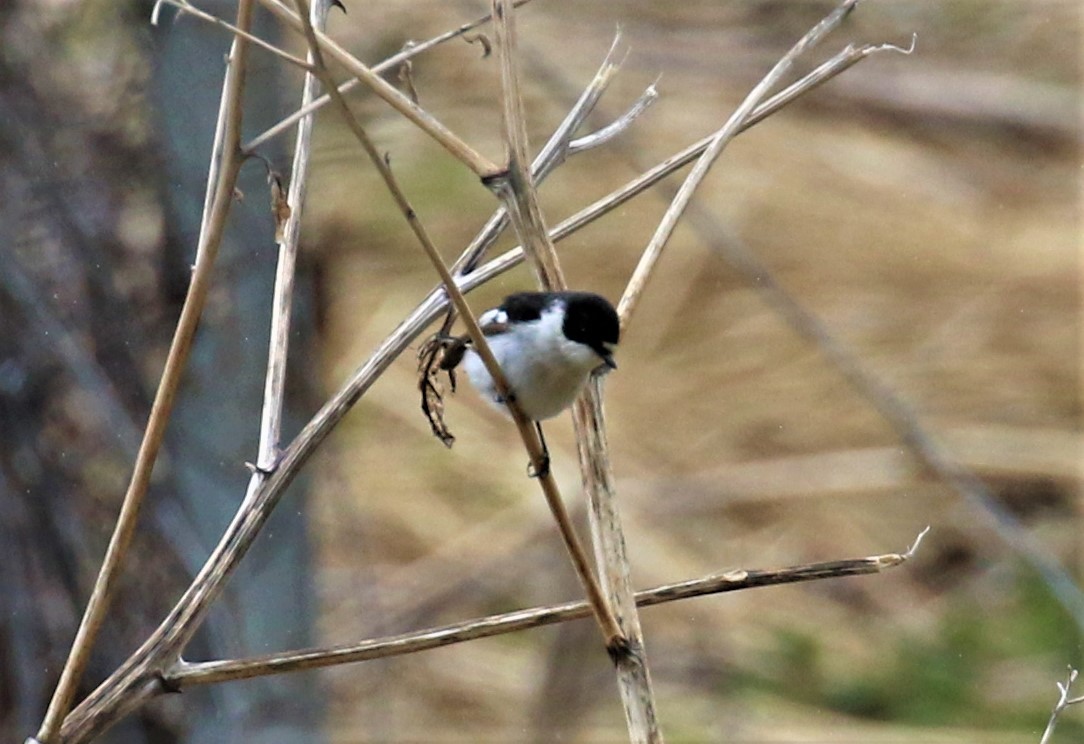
[
  {"left": 166, "top": 528, "right": 928, "bottom": 688},
  {"left": 485, "top": 1, "right": 661, "bottom": 738},
  {"left": 32, "top": 3, "right": 258, "bottom": 742},
  {"left": 288, "top": 0, "right": 625, "bottom": 654},
  {"left": 618, "top": 0, "right": 860, "bottom": 327},
  {"left": 485, "top": 0, "right": 633, "bottom": 658},
  {"left": 255, "top": 0, "right": 329, "bottom": 475},
  {"left": 572, "top": 389, "right": 661, "bottom": 743}
]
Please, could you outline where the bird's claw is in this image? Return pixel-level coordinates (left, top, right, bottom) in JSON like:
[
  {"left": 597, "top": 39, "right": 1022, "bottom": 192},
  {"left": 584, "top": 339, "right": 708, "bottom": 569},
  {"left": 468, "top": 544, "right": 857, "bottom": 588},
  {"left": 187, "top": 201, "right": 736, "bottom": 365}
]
[{"left": 527, "top": 455, "right": 551, "bottom": 479}]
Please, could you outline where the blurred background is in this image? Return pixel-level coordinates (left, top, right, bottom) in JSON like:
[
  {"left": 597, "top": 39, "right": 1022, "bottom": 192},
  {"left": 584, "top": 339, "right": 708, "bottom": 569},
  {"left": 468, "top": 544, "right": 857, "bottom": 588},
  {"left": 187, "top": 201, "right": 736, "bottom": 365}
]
[{"left": 1, "top": 0, "right": 1080, "bottom": 742}]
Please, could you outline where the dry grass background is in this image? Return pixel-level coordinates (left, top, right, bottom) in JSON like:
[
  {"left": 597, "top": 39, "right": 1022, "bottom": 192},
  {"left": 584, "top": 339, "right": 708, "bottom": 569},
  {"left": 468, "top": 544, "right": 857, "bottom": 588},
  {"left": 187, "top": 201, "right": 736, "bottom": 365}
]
[{"left": 296, "top": 1, "right": 1082, "bottom": 741}]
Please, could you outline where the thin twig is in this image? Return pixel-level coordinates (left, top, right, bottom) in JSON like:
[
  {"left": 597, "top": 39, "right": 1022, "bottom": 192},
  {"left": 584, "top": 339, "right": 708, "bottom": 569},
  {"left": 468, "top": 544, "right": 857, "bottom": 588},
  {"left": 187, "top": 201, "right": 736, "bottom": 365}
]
[
  {"left": 243, "top": 0, "right": 537, "bottom": 153},
  {"left": 34, "top": 3, "right": 257, "bottom": 742},
  {"left": 449, "top": 31, "right": 643, "bottom": 278},
  {"left": 165, "top": 530, "right": 924, "bottom": 687},
  {"left": 1040, "top": 668, "right": 1084, "bottom": 744},
  {"left": 151, "top": 0, "right": 313, "bottom": 71},
  {"left": 618, "top": 0, "right": 860, "bottom": 328},
  {"left": 257, "top": 0, "right": 500, "bottom": 178},
  {"left": 254, "top": 0, "right": 328, "bottom": 475}
]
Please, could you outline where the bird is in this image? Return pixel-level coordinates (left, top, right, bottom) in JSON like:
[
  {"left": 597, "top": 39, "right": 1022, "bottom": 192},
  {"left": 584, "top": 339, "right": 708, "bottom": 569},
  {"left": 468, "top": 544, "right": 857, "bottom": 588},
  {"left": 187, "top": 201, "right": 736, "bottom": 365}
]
[{"left": 440, "top": 290, "right": 620, "bottom": 476}]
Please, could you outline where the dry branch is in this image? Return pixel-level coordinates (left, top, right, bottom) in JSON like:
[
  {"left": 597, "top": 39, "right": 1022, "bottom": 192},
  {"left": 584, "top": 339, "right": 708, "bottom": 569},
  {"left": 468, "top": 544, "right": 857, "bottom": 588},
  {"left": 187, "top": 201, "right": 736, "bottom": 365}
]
[
  {"left": 166, "top": 529, "right": 926, "bottom": 687},
  {"left": 618, "top": 0, "right": 860, "bottom": 328},
  {"left": 482, "top": 0, "right": 630, "bottom": 657},
  {"left": 1040, "top": 668, "right": 1084, "bottom": 744},
  {"left": 34, "top": 3, "right": 258, "bottom": 741},
  {"left": 257, "top": 0, "right": 500, "bottom": 178},
  {"left": 244, "top": 0, "right": 538, "bottom": 153}
]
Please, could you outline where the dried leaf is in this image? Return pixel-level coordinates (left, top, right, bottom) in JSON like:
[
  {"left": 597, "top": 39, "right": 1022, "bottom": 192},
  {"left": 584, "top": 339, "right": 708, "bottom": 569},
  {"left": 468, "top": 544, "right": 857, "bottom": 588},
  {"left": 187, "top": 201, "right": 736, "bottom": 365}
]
[{"left": 418, "top": 334, "right": 458, "bottom": 447}]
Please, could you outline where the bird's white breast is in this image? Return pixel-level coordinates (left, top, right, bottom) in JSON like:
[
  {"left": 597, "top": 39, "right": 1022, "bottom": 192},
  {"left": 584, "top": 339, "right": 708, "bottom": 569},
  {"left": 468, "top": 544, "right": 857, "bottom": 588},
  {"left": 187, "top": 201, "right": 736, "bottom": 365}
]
[{"left": 463, "top": 304, "right": 601, "bottom": 420}]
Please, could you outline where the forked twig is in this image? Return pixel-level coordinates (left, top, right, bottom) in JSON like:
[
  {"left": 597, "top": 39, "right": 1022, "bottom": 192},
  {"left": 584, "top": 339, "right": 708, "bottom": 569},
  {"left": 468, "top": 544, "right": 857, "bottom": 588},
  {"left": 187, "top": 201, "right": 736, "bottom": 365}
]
[
  {"left": 458, "top": 37, "right": 909, "bottom": 316},
  {"left": 1040, "top": 667, "right": 1084, "bottom": 744}
]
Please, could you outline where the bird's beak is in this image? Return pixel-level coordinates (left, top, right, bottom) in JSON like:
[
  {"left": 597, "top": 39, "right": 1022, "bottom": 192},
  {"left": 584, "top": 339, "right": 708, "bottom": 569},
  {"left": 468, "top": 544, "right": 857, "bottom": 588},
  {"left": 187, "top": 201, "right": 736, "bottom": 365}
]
[{"left": 600, "top": 352, "right": 617, "bottom": 370}]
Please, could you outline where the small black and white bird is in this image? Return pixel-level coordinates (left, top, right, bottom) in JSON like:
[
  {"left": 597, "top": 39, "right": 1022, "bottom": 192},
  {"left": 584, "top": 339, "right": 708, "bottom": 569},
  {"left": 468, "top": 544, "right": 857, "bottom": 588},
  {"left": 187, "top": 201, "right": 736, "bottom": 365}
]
[{"left": 440, "top": 291, "right": 620, "bottom": 473}]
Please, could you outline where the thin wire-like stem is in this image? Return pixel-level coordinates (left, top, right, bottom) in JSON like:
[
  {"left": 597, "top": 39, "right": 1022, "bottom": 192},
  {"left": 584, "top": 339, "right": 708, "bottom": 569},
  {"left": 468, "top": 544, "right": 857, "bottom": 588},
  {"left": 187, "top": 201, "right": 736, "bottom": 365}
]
[
  {"left": 34, "top": 3, "right": 258, "bottom": 742},
  {"left": 166, "top": 529, "right": 926, "bottom": 687},
  {"left": 244, "top": 0, "right": 537, "bottom": 153},
  {"left": 257, "top": 0, "right": 500, "bottom": 178},
  {"left": 1040, "top": 668, "right": 1084, "bottom": 744},
  {"left": 152, "top": 0, "right": 313, "bottom": 71},
  {"left": 255, "top": 0, "right": 327, "bottom": 474},
  {"left": 618, "top": 0, "right": 860, "bottom": 328}
]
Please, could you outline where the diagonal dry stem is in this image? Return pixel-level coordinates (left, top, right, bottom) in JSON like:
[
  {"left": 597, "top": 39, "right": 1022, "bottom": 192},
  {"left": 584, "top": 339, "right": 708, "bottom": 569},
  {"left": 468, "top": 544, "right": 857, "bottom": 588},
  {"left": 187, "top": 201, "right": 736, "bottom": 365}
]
[
  {"left": 257, "top": 0, "right": 500, "bottom": 178},
  {"left": 618, "top": 0, "right": 860, "bottom": 328},
  {"left": 34, "top": 3, "right": 258, "bottom": 743},
  {"left": 485, "top": 0, "right": 632, "bottom": 658},
  {"left": 164, "top": 528, "right": 926, "bottom": 687},
  {"left": 485, "top": 4, "right": 658, "bottom": 740},
  {"left": 253, "top": 0, "right": 327, "bottom": 475},
  {"left": 152, "top": 0, "right": 313, "bottom": 70},
  {"left": 245, "top": 0, "right": 538, "bottom": 153}
]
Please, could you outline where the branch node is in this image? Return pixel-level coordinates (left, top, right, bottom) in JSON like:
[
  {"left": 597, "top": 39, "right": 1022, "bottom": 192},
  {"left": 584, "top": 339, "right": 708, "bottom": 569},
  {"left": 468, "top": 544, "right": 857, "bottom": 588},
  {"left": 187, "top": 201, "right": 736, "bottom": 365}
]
[
  {"left": 605, "top": 634, "right": 635, "bottom": 664},
  {"left": 244, "top": 456, "right": 279, "bottom": 476},
  {"left": 156, "top": 671, "right": 183, "bottom": 695},
  {"left": 480, "top": 167, "right": 511, "bottom": 191}
]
